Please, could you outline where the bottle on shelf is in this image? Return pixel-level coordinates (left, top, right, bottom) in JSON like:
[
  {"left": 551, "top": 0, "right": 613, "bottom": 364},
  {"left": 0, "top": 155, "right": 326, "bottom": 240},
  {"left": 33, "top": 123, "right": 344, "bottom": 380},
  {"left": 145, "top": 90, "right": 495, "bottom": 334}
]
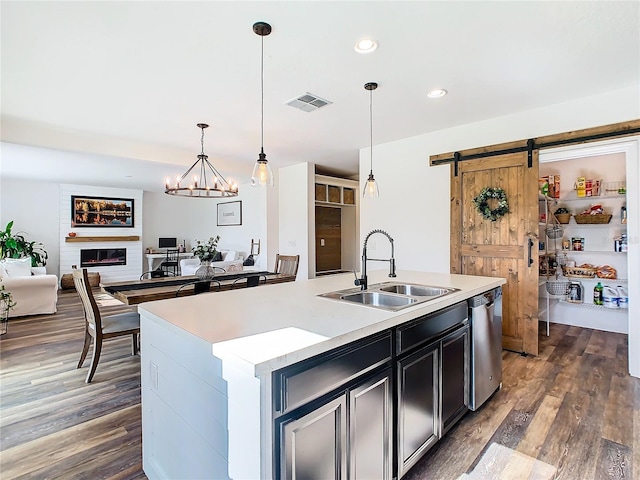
[
  {"left": 621, "top": 234, "right": 628, "bottom": 252},
  {"left": 617, "top": 286, "right": 628, "bottom": 309},
  {"left": 594, "top": 282, "right": 603, "bottom": 306},
  {"left": 603, "top": 286, "right": 620, "bottom": 309}
]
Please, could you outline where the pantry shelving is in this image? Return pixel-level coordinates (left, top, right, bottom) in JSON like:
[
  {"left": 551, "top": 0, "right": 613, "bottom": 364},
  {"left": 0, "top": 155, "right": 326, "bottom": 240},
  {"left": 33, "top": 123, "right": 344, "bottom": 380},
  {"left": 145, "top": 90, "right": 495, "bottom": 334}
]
[
  {"left": 539, "top": 148, "right": 629, "bottom": 334},
  {"left": 558, "top": 299, "right": 628, "bottom": 312}
]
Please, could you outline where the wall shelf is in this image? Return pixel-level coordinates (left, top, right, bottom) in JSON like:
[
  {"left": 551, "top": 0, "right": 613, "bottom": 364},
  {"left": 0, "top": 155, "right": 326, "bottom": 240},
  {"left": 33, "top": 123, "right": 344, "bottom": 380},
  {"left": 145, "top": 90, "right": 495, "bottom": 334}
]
[
  {"left": 559, "top": 193, "right": 626, "bottom": 202},
  {"left": 65, "top": 236, "right": 140, "bottom": 242},
  {"left": 562, "top": 250, "right": 626, "bottom": 254},
  {"left": 558, "top": 299, "right": 628, "bottom": 312}
]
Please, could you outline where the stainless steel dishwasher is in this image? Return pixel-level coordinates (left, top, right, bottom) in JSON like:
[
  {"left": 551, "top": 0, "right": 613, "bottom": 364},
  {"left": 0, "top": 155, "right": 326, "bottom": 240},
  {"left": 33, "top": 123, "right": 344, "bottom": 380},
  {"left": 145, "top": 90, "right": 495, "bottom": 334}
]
[{"left": 468, "top": 287, "right": 502, "bottom": 410}]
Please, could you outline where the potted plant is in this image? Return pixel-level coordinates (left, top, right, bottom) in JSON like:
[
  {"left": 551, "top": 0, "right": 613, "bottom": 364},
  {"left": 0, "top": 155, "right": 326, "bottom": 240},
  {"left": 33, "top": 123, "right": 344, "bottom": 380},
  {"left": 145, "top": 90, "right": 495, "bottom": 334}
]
[
  {"left": 0, "top": 283, "right": 16, "bottom": 335},
  {"left": 192, "top": 236, "right": 221, "bottom": 280},
  {"left": 192, "top": 236, "right": 221, "bottom": 263},
  {"left": 0, "top": 221, "right": 48, "bottom": 267}
]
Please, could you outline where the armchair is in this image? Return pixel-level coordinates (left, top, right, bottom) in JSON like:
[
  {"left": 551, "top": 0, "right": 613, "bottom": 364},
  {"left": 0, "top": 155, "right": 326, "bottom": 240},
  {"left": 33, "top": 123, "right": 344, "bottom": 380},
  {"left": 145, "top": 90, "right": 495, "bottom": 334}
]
[{"left": 0, "top": 264, "right": 58, "bottom": 317}]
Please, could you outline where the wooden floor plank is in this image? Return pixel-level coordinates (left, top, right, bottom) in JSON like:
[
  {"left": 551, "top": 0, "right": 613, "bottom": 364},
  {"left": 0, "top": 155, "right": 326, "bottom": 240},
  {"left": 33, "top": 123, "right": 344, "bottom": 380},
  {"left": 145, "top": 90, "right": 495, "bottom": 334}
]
[
  {"left": 537, "top": 391, "right": 593, "bottom": 477},
  {"left": 585, "top": 329, "right": 616, "bottom": 357},
  {"left": 516, "top": 394, "right": 564, "bottom": 459},
  {"left": 595, "top": 438, "right": 633, "bottom": 480},
  {"left": 1, "top": 291, "right": 639, "bottom": 480}
]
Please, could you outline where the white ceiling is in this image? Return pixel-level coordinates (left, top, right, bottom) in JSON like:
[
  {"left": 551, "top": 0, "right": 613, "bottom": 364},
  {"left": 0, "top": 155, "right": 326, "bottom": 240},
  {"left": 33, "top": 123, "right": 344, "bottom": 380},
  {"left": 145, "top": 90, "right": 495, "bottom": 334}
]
[{"left": 1, "top": 1, "right": 638, "bottom": 192}]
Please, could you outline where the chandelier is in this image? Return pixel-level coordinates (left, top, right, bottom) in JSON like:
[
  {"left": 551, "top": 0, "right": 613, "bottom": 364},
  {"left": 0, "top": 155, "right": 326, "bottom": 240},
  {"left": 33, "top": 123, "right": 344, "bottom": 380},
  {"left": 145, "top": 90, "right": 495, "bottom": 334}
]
[{"left": 165, "top": 123, "right": 238, "bottom": 198}]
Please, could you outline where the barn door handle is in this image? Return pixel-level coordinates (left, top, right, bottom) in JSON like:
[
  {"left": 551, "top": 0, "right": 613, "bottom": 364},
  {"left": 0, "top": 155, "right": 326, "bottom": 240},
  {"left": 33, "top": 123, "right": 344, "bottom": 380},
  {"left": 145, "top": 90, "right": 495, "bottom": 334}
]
[{"left": 527, "top": 238, "right": 534, "bottom": 267}]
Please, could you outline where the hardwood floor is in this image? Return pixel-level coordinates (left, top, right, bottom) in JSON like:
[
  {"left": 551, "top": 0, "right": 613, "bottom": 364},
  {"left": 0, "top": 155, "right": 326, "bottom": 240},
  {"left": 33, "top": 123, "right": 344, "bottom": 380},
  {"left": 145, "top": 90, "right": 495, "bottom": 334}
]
[
  {"left": 0, "top": 290, "right": 145, "bottom": 479},
  {"left": 406, "top": 323, "right": 640, "bottom": 480},
  {"left": 1, "top": 290, "right": 638, "bottom": 479}
]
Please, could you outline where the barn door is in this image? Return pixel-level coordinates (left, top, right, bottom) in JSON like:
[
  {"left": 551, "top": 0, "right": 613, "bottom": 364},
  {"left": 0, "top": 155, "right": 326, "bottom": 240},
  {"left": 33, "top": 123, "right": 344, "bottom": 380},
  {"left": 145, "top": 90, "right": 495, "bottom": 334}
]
[{"left": 451, "top": 151, "right": 539, "bottom": 355}]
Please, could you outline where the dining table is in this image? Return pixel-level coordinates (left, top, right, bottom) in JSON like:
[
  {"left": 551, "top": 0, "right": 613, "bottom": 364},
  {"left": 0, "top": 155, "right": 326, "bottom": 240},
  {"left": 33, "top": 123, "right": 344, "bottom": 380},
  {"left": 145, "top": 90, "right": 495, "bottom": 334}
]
[{"left": 101, "top": 270, "right": 296, "bottom": 305}]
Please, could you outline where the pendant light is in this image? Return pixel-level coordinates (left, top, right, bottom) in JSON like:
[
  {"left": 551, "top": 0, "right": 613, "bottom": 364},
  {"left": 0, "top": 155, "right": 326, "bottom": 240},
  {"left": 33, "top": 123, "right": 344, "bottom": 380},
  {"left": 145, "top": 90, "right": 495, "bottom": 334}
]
[
  {"left": 363, "top": 82, "right": 379, "bottom": 198},
  {"left": 251, "top": 21, "right": 274, "bottom": 187},
  {"left": 164, "top": 123, "right": 238, "bottom": 198}
]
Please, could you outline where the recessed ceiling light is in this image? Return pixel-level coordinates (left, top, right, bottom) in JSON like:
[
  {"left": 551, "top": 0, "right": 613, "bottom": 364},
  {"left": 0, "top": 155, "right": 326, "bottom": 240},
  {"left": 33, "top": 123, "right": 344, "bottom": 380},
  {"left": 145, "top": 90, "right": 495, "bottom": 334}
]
[
  {"left": 354, "top": 38, "right": 378, "bottom": 54},
  {"left": 427, "top": 89, "right": 448, "bottom": 99}
]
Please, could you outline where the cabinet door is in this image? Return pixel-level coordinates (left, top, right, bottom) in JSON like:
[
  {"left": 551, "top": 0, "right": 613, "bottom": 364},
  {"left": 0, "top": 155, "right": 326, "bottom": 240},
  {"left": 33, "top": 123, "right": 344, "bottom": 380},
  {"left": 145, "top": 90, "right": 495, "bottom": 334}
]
[
  {"left": 280, "top": 395, "right": 347, "bottom": 480},
  {"left": 441, "top": 325, "right": 470, "bottom": 434},
  {"left": 397, "top": 342, "right": 439, "bottom": 478},
  {"left": 349, "top": 369, "right": 393, "bottom": 480}
]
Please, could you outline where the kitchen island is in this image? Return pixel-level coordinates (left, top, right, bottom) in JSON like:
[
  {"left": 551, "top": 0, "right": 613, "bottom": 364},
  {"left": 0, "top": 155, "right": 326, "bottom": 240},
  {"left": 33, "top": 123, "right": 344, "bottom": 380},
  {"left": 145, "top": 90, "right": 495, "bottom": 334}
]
[{"left": 139, "top": 270, "right": 505, "bottom": 479}]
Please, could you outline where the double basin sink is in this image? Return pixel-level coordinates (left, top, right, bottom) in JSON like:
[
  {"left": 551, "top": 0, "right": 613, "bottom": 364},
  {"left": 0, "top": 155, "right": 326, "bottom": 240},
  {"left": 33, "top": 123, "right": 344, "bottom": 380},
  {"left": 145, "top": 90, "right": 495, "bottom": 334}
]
[{"left": 319, "top": 282, "right": 459, "bottom": 312}]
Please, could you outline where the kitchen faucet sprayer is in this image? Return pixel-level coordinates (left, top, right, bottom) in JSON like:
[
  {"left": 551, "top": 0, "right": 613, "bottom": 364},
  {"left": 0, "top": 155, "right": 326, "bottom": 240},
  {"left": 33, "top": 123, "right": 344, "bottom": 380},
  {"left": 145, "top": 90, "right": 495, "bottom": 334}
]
[{"left": 355, "top": 229, "right": 396, "bottom": 290}]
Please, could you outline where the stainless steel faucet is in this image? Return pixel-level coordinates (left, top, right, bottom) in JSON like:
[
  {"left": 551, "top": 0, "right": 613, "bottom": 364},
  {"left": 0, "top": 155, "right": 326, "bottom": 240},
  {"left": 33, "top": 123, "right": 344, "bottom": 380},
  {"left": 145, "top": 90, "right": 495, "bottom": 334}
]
[{"left": 355, "top": 229, "right": 396, "bottom": 290}]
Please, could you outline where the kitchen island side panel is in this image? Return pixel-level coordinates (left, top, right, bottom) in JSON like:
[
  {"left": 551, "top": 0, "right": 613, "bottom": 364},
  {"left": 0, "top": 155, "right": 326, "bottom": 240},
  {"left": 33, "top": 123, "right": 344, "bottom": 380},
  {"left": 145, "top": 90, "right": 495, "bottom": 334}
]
[{"left": 141, "top": 314, "right": 245, "bottom": 479}]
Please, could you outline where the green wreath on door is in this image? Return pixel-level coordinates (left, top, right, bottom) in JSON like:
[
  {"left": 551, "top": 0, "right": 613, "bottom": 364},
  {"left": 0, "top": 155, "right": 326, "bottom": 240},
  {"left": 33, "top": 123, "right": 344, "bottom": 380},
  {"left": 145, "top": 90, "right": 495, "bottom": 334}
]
[{"left": 473, "top": 187, "right": 509, "bottom": 221}]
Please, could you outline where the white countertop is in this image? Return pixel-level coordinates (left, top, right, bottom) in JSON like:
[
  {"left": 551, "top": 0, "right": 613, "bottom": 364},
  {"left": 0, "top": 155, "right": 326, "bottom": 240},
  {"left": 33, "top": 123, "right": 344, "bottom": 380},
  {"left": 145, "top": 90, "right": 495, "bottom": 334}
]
[{"left": 138, "top": 270, "right": 505, "bottom": 375}]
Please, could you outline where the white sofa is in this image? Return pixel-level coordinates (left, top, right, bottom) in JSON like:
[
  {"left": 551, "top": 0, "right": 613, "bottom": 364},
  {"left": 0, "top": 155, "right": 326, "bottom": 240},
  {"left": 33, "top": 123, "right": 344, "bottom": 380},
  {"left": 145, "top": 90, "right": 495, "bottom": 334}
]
[
  {"left": 0, "top": 260, "right": 58, "bottom": 317},
  {"left": 179, "top": 250, "right": 246, "bottom": 276}
]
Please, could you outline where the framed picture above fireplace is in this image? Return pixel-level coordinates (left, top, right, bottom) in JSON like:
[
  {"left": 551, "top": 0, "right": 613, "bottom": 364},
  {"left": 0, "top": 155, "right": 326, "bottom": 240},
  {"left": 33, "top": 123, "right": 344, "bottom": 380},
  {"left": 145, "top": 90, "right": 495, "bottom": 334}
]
[{"left": 71, "top": 195, "right": 134, "bottom": 228}]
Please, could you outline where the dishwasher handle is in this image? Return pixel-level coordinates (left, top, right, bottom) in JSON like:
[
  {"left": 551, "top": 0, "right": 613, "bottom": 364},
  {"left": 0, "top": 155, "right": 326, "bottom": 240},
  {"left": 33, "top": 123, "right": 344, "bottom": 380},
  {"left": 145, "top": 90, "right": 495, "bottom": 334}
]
[
  {"left": 483, "top": 292, "right": 494, "bottom": 309},
  {"left": 469, "top": 288, "right": 500, "bottom": 309}
]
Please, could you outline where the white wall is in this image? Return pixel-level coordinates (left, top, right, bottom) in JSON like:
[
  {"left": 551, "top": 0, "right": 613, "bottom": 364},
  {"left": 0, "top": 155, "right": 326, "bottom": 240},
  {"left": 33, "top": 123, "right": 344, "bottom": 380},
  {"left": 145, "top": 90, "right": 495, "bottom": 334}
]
[
  {"left": 144, "top": 186, "right": 268, "bottom": 269},
  {"left": 142, "top": 191, "right": 211, "bottom": 252},
  {"left": 279, "top": 163, "right": 314, "bottom": 279},
  {"left": 0, "top": 179, "right": 60, "bottom": 274},
  {"left": 212, "top": 183, "right": 269, "bottom": 271},
  {"left": 266, "top": 170, "right": 280, "bottom": 273}
]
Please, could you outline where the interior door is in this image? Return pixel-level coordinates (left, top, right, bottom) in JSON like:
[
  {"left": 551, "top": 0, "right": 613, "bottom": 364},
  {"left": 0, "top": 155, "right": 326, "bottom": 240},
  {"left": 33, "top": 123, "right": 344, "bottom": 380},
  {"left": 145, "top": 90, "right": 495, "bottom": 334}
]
[
  {"left": 316, "top": 206, "right": 342, "bottom": 272},
  {"left": 450, "top": 151, "right": 539, "bottom": 355}
]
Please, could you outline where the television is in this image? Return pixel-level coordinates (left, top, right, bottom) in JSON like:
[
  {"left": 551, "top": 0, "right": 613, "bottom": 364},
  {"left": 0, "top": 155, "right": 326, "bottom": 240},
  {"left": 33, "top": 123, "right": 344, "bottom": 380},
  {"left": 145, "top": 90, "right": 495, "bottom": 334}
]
[{"left": 159, "top": 237, "right": 177, "bottom": 249}]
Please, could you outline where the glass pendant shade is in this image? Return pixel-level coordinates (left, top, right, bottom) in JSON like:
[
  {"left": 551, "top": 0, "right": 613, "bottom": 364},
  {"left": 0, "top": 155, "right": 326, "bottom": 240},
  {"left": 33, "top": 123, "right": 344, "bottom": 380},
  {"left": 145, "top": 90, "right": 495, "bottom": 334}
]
[
  {"left": 251, "top": 149, "right": 274, "bottom": 187},
  {"left": 363, "top": 171, "right": 379, "bottom": 198},
  {"left": 252, "top": 21, "right": 274, "bottom": 188},
  {"left": 363, "top": 82, "right": 379, "bottom": 198}
]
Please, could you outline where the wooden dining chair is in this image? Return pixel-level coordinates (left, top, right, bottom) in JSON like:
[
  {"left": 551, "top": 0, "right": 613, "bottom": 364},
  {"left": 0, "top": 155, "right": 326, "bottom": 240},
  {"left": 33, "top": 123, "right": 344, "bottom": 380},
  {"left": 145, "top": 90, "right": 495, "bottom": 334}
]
[
  {"left": 72, "top": 266, "right": 140, "bottom": 383},
  {"left": 140, "top": 268, "right": 176, "bottom": 280},
  {"left": 175, "top": 280, "right": 220, "bottom": 297},
  {"left": 231, "top": 274, "right": 267, "bottom": 289},
  {"left": 274, "top": 254, "right": 300, "bottom": 277}
]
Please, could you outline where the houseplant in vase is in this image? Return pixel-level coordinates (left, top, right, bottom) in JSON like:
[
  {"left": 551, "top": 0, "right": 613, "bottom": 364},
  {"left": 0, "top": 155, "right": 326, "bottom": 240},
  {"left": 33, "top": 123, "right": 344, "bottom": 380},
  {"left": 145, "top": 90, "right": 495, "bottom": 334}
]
[
  {"left": 0, "top": 221, "right": 48, "bottom": 266},
  {"left": 0, "top": 283, "right": 16, "bottom": 335},
  {"left": 192, "top": 235, "right": 221, "bottom": 280}
]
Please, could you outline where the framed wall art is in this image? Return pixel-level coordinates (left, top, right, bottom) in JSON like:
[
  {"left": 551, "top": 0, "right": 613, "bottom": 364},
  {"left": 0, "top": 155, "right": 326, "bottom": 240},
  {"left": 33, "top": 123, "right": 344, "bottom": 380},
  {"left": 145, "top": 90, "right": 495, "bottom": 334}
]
[
  {"left": 71, "top": 195, "right": 135, "bottom": 227},
  {"left": 217, "top": 200, "right": 242, "bottom": 226}
]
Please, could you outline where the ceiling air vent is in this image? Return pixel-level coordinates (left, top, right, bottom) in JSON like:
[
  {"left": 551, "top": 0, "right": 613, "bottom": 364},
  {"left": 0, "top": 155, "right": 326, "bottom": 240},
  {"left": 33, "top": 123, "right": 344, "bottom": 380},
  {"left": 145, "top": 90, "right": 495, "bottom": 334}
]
[{"left": 286, "top": 93, "right": 332, "bottom": 112}]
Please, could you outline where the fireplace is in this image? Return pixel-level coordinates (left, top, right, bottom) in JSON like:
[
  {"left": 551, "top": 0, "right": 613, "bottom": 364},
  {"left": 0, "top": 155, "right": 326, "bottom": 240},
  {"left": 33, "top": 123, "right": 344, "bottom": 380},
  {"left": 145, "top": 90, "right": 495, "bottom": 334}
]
[{"left": 80, "top": 248, "right": 127, "bottom": 267}]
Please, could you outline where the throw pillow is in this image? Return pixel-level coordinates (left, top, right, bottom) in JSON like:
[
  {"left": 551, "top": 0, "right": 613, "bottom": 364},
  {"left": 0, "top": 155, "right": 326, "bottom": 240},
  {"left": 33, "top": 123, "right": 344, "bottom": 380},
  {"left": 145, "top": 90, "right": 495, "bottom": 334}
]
[
  {"left": 1, "top": 257, "right": 33, "bottom": 277},
  {"left": 222, "top": 250, "right": 237, "bottom": 261},
  {"left": 212, "top": 251, "right": 223, "bottom": 262}
]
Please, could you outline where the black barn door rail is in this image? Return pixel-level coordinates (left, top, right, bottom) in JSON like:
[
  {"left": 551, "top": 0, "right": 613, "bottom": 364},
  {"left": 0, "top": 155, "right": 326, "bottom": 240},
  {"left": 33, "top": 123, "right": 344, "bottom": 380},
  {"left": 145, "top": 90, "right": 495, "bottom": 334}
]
[{"left": 432, "top": 123, "right": 640, "bottom": 176}]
